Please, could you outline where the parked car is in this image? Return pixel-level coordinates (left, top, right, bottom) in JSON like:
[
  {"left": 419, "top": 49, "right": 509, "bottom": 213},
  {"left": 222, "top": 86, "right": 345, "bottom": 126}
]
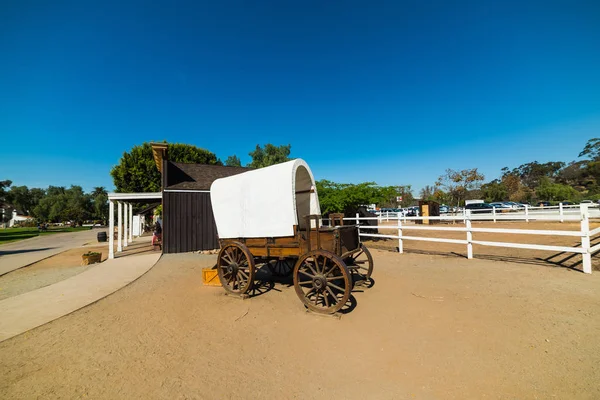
[
  {"left": 581, "top": 200, "right": 594, "bottom": 205},
  {"left": 560, "top": 201, "right": 574, "bottom": 206},
  {"left": 439, "top": 205, "right": 449, "bottom": 214},
  {"left": 537, "top": 201, "right": 551, "bottom": 207},
  {"left": 489, "top": 202, "right": 511, "bottom": 209},
  {"left": 465, "top": 203, "right": 493, "bottom": 213},
  {"left": 406, "top": 206, "right": 420, "bottom": 217}
]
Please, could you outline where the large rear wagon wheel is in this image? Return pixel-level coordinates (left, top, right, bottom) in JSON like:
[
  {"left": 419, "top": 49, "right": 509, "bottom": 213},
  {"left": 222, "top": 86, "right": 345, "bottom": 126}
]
[
  {"left": 217, "top": 242, "right": 255, "bottom": 295},
  {"left": 345, "top": 244, "right": 373, "bottom": 283},
  {"left": 293, "top": 250, "right": 351, "bottom": 314}
]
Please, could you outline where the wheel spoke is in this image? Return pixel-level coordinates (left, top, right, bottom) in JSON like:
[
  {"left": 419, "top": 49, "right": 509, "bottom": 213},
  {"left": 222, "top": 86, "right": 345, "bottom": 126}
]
[
  {"left": 326, "top": 275, "right": 343, "bottom": 281},
  {"left": 314, "top": 291, "right": 320, "bottom": 305},
  {"left": 328, "top": 282, "right": 345, "bottom": 292},
  {"left": 238, "top": 269, "right": 249, "bottom": 280},
  {"left": 305, "top": 262, "right": 318, "bottom": 277},
  {"left": 324, "top": 264, "right": 338, "bottom": 277},
  {"left": 323, "top": 291, "right": 330, "bottom": 307},
  {"left": 304, "top": 287, "right": 316, "bottom": 299},
  {"left": 222, "top": 252, "right": 233, "bottom": 264},
  {"left": 237, "top": 272, "right": 246, "bottom": 287},
  {"left": 298, "top": 280, "right": 312, "bottom": 285},
  {"left": 326, "top": 287, "right": 339, "bottom": 303}
]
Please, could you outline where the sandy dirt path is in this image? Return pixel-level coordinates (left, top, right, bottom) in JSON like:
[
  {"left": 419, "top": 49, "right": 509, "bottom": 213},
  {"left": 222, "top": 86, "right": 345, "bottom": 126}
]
[{"left": 1, "top": 249, "right": 599, "bottom": 399}]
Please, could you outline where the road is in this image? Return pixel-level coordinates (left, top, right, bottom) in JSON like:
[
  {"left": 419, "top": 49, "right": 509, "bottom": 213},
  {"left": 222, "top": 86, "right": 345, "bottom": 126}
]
[{"left": 0, "top": 229, "right": 106, "bottom": 276}]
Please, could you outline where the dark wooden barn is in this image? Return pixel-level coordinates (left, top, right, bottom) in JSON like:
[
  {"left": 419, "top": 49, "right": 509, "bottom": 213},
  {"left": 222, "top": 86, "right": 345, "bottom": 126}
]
[{"left": 152, "top": 143, "right": 247, "bottom": 254}]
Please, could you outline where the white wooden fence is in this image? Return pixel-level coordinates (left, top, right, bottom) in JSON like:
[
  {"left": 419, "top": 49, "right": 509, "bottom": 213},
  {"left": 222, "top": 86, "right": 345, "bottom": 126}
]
[
  {"left": 332, "top": 204, "right": 599, "bottom": 274},
  {"left": 375, "top": 203, "right": 600, "bottom": 223}
]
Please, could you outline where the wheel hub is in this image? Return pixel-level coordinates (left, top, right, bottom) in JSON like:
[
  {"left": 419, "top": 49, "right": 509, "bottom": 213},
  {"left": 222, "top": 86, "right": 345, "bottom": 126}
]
[
  {"left": 312, "top": 275, "right": 327, "bottom": 292},
  {"left": 227, "top": 263, "right": 238, "bottom": 275}
]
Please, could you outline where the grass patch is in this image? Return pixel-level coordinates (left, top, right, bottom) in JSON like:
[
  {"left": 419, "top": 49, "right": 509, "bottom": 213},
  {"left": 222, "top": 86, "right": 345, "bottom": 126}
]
[{"left": 0, "top": 226, "right": 92, "bottom": 245}]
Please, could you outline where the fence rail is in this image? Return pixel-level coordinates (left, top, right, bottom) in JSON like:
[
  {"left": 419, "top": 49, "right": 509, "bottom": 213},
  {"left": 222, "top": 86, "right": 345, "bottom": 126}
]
[{"left": 328, "top": 204, "right": 598, "bottom": 274}]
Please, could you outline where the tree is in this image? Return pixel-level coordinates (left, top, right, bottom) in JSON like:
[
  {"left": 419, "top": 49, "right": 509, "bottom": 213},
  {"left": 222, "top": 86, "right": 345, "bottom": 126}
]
[
  {"left": 380, "top": 185, "right": 414, "bottom": 208},
  {"left": 111, "top": 142, "right": 221, "bottom": 193},
  {"left": 536, "top": 177, "right": 579, "bottom": 202},
  {"left": 504, "top": 161, "right": 565, "bottom": 189},
  {"left": 225, "top": 155, "right": 242, "bottom": 167},
  {"left": 247, "top": 144, "right": 291, "bottom": 168},
  {"left": 481, "top": 180, "right": 508, "bottom": 202},
  {"left": 0, "top": 179, "right": 12, "bottom": 204},
  {"left": 419, "top": 185, "right": 435, "bottom": 200},
  {"left": 579, "top": 138, "right": 600, "bottom": 161},
  {"left": 316, "top": 180, "right": 384, "bottom": 215},
  {"left": 435, "top": 168, "right": 485, "bottom": 206},
  {"left": 8, "top": 186, "right": 37, "bottom": 216},
  {"left": 91, "top": 187, "right": 108, "bottom": 222}
]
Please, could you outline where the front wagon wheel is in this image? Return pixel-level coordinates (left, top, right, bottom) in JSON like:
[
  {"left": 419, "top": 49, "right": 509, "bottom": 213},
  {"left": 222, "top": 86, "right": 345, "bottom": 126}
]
[
  {"left": 293, "top": 250, "right": 351, "bottom": 314},
  {"left": 217, "top": 242, "right": 255, "bottom": 295}
]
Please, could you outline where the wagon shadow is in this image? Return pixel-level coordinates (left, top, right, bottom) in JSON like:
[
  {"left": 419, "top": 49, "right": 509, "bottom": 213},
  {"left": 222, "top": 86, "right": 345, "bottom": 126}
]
[
  {"left": 338, "top": 294, "right": 358, "bottom": 314},
  {"left": 247, "top": 266, "right": 278, "bottom": 298}
]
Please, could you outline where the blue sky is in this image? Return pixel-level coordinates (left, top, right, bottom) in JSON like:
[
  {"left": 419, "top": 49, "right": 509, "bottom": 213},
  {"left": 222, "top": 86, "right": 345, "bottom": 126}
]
[{"left": 1, "top": 1, "right": 599, "bottom": 193}]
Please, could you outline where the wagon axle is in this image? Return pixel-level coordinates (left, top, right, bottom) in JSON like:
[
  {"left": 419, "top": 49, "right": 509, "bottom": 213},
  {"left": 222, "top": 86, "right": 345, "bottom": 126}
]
[{"left": 312, "top": 275, "right": 327, "bottom": 291}]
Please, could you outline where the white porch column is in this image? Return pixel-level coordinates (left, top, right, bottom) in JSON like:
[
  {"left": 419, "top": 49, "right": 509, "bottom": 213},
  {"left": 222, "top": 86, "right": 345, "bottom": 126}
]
[
  {"left": 117, "top": 202, "right": 123, "bottom": 252},
  {"left": 123, "top": 203, "right": 129, "bottom": 248},
  {"left": 108, "top": 200, "right": 115, "bottom": 259},
  {"left": 129, "top": 203, "right": 133, "bottom": 243}
]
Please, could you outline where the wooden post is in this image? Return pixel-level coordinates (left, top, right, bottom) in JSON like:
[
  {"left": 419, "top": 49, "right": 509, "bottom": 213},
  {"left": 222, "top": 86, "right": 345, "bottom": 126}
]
[
  {"left": 492, "top": 206, "right": 496, "bottom": 223},
  {"left": 466, "top": 210, "right": 473, "bottom": 259},
  {"left": 525, "top": 204, "right": 529, "bottom": 223},
  {"left": 559, "top": 202, "right": 564, "bottom": 223},
  {"left": 123, "top": 203, "right": 128, "bottom": 248},
  {"left": 356, "top": 212, "right": 360, "bottom": 226},
  {"left": 581, "top": 204, "right": 592, "bottom": 274},
  {"left": 129, "top": 203, "right": 133, "bottom": 242},
  {"left": 117, "top": 202, "right": 123, "bottom": 252},
  {"left": 108, "top": 200, "right": 115, "bottom": 259},
  {"left": 397, "top": 217, "right": 403, "bottom": 253}
]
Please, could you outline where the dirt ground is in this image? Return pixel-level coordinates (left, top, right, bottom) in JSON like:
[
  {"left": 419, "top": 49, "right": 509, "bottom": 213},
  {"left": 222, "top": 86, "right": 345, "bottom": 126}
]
[
  {"left": 367, "top": 220, "right": 600, "bottom": 272},
  {"left": 0, "top": 246, "right": 108, "bottom": 301},
  {"left": 1, "top": 248, "right": 599, "bottom": 399}
]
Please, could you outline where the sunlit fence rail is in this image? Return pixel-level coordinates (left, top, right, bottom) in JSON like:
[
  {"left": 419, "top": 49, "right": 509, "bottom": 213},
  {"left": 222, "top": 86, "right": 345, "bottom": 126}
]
[
  {"left": 374, "top": 203, "right": 600, "bottom": 223},
  {"left": 326, "top": 204, "right": 600, "bottom": 274}
]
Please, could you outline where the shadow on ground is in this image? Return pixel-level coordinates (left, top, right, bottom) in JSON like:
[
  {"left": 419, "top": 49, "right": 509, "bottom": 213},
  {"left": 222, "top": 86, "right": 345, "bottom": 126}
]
[{"left": 0, "top": 248, "right": 56, "bottom": 256}]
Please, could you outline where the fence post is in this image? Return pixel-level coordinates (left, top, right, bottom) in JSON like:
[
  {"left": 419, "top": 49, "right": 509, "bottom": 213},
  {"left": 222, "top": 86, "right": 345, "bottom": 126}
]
[
  {"left": 525, "top": 205, "right": 529, "bottom": 223},
  {"left": 559, "top": 202, "right": 564, "bottom": 223},
  {"left": 356, "top": 212, "right": 360, "bottom": 227},
  {"left": 466, "top": 210, "right": 473, "bottom": 259},
  {"left": 386, "top": 210, "right": 389, "bottom": 222},
  {"left": 580, "top": 204, "right": 592, "bottom": 274},
  {"left": 397, "top": 217, "right": 403, "bottom": 253},
  {"left": 492, "top": 206, "right": 496, "bottom": 223}
]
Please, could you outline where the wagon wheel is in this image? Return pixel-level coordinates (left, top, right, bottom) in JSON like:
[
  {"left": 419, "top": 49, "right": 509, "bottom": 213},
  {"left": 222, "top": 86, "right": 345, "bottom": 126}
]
[
  {"left": 217, "top": 242, "right": 255, "bottom": 295},
  {"left": 345, "top": 244, "right": 373, "bottom": 283},
  {"left": 293, "top": 250, "right": 351, "bottom": 314},
  {"left": 267, "top": 258, "right": 294, "bottom": 277}
]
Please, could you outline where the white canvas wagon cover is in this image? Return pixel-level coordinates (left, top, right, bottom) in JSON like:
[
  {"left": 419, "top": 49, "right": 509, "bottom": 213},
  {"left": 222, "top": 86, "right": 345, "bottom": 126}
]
[{"left": 210, "top": 159, "right": 321, "bottom": 239}]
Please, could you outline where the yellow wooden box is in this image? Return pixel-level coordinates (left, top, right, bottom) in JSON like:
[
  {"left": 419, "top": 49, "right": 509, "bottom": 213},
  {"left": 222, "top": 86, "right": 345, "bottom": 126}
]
[{"left": 202, "top": 268, "right": 221, "bottom": 286}]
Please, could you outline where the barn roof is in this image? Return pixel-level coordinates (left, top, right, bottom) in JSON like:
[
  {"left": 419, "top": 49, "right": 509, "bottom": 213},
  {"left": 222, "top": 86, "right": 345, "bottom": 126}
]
[{"left": 165, "top": 162, "right": 249, "bottom": 191}]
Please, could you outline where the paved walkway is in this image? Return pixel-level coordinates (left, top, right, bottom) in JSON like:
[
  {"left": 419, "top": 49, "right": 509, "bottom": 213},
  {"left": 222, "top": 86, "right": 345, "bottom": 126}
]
[
  {"left": 0, "top": 229, "right": 104, "bottom": 276},
  {"left": 0, "top": 245, "right": 160, "bottom": 342}
]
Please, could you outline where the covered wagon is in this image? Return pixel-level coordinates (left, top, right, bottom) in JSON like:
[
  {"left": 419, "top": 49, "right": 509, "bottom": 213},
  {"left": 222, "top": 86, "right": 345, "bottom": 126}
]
[{"left": 210, "top": 159, "right": 374, "bottom": 314}]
